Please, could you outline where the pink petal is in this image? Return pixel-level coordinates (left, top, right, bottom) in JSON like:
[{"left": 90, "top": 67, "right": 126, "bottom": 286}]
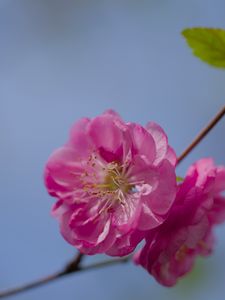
[
  {"left": 214, "top": 166, "right": 225, "bottom": 194},
  {"left": 143, "top": 159, "right": 177, "bottom": 216},
  {"left": 106, "top": 230, "right": 145, "bottom": 257},
  {"left": 112, "top": 194, "right": 142, "bottom": 233},
  {"left": 68, "top": 118, "right": 91, "bottom": 156},
  {"left": 209, "top": 195, "right": 225, "bottom": 224},
  {"left": 45, "top": 147, "right": 84, "bottom": 196},
  {"left": 146, "top": 122, "right": 176, "bottom": 166},
  {"left": 137, "top": 203, "right": 164, "bottom": 230},
  {"left": 88, "top": 114, "right": 124, "bottom": 161},
  {"left": 129, "top": 123, "right": 156, "bottom": 165}
]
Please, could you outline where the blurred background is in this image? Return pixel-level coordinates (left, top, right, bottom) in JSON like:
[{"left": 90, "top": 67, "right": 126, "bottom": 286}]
[{"left": 0, "top": 0, "right": 225, "bottom": 299}]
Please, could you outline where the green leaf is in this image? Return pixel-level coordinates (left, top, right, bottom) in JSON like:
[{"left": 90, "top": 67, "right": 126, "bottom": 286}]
[{"left": 182, "top": 27, "right": 225, "bottom": 68}]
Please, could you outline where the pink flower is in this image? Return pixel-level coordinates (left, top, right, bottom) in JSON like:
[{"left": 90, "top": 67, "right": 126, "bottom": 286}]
[
  {"left": 134, "top": 158, "right": 225, "bottom": 286},
  {"left": 44, "top": 110, "right": 177, "bottom": 256}
]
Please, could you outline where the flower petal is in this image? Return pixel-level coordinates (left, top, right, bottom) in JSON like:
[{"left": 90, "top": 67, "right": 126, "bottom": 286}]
[
  {"left": 142, "top": 159, "right": 177, "bottom": 216},
  {"left": 146, "top": 122, "right": 176, "bottom": 166},
  {"left": 129, "top": 124, "right": 156, "bottom": 164},
  {"left": 88, "top": 114, "right": 124, "bottom": 162}
]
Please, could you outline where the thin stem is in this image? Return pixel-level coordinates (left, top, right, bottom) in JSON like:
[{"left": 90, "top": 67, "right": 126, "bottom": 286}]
[
  {"left": 0, "top": 256, "right": 129, "bottom": 299},
  {"left": 63, "top": 252, "right": 84, "bottom": 274},
  {"left": 0, "top": 271, "right": 64, "bottom": 299},
  {"left": 178, "top": 105, "right": 225, "bottom": 164},
  {"left": 0, "top": 252, "right": 84, "bottom": 299},
  {"left": 0, "top": 106, "right": 224, "bottom": 298}
]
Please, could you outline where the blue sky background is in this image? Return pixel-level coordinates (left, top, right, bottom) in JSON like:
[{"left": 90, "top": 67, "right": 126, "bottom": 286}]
[{"left": 0, "top": 1, "right": 225, "bottom": 299}]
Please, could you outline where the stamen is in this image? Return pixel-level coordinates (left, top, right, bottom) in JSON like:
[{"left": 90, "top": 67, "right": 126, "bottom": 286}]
[{"left": 78, "top": 154, "right": 140, "bottom": 214}]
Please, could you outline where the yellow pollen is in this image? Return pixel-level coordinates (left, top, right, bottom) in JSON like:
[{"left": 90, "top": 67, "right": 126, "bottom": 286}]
[
  {"left": 79, "top": 157, "right": 137, "bottom": 213},
  {"left": 103, "top": 162, "right": 132, "bottom": 194}
]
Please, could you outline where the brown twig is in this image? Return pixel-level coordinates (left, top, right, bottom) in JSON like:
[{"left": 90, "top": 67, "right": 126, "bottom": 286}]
[
  {"left": 0, "top": 271, "right": 64, "bottom": 299},
  {"left": 0, "top": 252, "right": 84, "bottom": 299},
  {"left": 177, "top": 105, "right": 225, "bottom": 163},
  {"left": 0, "top": 255, "right": 129, "bottom": 298},
  {"left": 0, "top": 105, "right": 224, "bottom": 298},
  {"left": 63, "top": 252, "right": 84, "bottom": 274}
]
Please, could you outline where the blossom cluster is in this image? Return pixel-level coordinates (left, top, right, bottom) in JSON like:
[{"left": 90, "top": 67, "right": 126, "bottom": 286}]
[{"left": 45, "top": 110, "right": 225, "bottom": 286}]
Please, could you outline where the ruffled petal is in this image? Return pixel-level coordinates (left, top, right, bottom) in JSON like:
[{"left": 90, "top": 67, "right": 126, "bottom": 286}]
[
  {"left": 146, "top": 122, "right": 176, "bottom": 166},
  {"left": 45, "top": 147, "right": 84, "bottom": 197},
  {"left": 112, "top": 194, "right": 142, "bottom": 233},
  {"left": 68, "top": 118, "right": 91, "bottom": 156},
  {"left": 106, "top": 230, "right": 145, "bottom": 257},
  {"left": 88, "top": 114, "right": 124, "bottom": 162},
  {"left": 142, "top": 160, "right": 177, "bottom": 216},
  {"left": 129, "top": 123, "right": 156, "bottom": 165}
]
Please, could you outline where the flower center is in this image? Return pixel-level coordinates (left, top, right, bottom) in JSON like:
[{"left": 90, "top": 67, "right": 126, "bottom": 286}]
[
  {"left": 79, "top": 154, "right": 140, "bottom": 213},
  {"left": 104, "top": 162, "right": 132, "bottom": 194}
]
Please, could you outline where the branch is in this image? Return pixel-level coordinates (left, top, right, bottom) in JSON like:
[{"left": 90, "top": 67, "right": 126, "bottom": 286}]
[
  {"left": 0, "top": 252, "right": 84, "bottom": 299},
  {"left": 0, "top": 105, "right": 224, "bottom": 298},
  {"left": 178, "top": 105, "right": 225, "bottom": 163},
  {"left": 0, "top": 255, "right": 129, "bottom": 299}
]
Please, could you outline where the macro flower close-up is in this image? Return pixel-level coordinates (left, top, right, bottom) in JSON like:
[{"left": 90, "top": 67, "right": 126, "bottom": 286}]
[
  {"left": 134, "top": 158, "right": 225, "bottom": 286},
  {"left": 44, "top": 110, "right": 177, "bottom": 256},
  {"left": 1, "top": 2, "right": 225, "bottom": 300}
]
